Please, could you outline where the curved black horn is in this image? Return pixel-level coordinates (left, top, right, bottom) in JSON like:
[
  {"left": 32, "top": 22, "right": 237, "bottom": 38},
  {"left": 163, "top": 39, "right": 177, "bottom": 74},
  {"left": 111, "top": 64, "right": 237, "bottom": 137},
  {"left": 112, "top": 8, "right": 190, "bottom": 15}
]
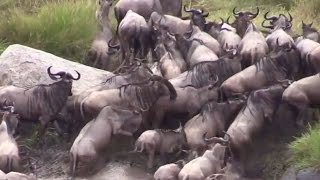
[
  {"left": 108, "top": 39, "right": 120, "bottom": 50},
  {"left": 71, "top": 70, "right": 81, "bottom": 80},
  {"left": 226, "top": 16, "right": 231, "bottom": 25},
  {"left": 219, "top": 17, "right": 225, "bottom": 26},
  {"left": 47, "top": 66, "right": 64, "bottom": 80},
  {"left": 248, "top": 7, "right": 259, "bottom": 18},
  {"left": 262, "top": 20, "right": 274, "bottom": 29},
  {"left": 202, "top": 11, "right": 209, "bottom": 17},
  {"left": 288, "top": 12, "right": 293, "bottom": 22},
  {"left": 264, "top": 11, "right": 277, "bottom": 21},
  {"left": 183, "top": 5, "right": 192, "bottom": 13},
  {"left": 233, "top": 7, "right": 240, "bottom": 16}
]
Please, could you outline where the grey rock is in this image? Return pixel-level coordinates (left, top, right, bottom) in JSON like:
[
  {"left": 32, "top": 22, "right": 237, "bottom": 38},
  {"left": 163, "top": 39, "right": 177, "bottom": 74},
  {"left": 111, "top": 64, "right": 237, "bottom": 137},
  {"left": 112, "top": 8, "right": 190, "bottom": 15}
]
[
  {"left": 297, "top": 167, "right": 320, "bottom": 180},
  {"left": 280, "top": 166, "right": 297, "bottom": 180},
  {"left": 0, "top": 44, "right": 114, "bottom": 94}
]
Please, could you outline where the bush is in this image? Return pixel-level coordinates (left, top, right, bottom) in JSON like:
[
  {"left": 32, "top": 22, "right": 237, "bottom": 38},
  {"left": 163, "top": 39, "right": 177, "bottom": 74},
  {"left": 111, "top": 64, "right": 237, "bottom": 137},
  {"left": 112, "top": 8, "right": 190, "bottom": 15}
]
[
  {"left": 0, "top": 0, "right": 97, "bottom": 62},
  {"left": 289, "top": 123, "right": 320, "bottom": 169}
]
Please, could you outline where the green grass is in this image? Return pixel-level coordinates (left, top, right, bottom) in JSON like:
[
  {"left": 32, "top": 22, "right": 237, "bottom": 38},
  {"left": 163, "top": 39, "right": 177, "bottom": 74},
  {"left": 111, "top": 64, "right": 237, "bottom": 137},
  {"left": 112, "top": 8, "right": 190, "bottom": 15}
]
[
  {"left": 0, "top": 0, "right": 97, "bottom": 63},
  {"left": 289, "top": 123, "right": 320, "bottom": 169},
  {"left": 0, "top": 0, "right": 319, "bottom": 63}
]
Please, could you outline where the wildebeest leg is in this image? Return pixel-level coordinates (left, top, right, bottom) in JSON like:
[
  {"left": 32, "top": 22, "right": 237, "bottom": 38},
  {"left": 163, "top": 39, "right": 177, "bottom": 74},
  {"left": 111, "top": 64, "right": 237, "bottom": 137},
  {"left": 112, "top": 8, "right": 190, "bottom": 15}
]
[
  {"left": 53, "top": 120, "right": 64, "bottom": 137},
  {"left": 37, "top": 116, "right": 51, "bottom": 143},
  {"left": 152, "top": 110, "right": 165, "bottom": 129},
  {"left": 296, "top": 107, "right": 309, "bottom": 127},
  {"left": 147, "top": 150, "right": 155, "bottom": 169}
]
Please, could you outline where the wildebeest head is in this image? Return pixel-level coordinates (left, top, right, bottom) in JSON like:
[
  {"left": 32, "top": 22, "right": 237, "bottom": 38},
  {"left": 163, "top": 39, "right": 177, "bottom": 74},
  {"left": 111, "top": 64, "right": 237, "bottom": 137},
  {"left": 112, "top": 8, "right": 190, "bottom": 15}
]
[
  {"left": 119, "top": 75, "right": 177, "bottom": 111},
  {"left": 96, "top": 0, "right": 113, "bottom": 22},
  {"left": 0, "top": 102, "right": 18, "bottom": 136},
  {"left": 47, "top": 66, "right": 81, "bottom": 96},
  {"left": 182, "top": 5, "right": 209, "bottom": 31},
  {"left": 262, "top": 11, "right": 293, "bottom": 31},
  {"left": 230, "top": 7, "right": 259, "bottom": 37},
  {"left": 302, "top": 21, "right": 320, "bottom": 42}
]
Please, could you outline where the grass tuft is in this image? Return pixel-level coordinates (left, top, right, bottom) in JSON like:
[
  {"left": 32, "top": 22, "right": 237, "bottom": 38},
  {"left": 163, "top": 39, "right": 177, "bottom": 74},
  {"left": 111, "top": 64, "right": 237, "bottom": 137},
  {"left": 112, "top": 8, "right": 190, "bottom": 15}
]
[
  {"left": 289, "top": 123, "right": 320, "bottom": 169},
  {"left": 0, "top": 0, "right": 97, "bottom": 62}
]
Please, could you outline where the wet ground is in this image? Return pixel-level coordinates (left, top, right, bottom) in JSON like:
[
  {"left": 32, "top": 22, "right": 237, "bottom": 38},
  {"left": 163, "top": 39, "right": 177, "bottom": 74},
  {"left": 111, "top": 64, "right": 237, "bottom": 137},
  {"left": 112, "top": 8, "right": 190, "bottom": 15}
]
[{"left": 15, "top": 104, "right": 311, "bottom": 180}]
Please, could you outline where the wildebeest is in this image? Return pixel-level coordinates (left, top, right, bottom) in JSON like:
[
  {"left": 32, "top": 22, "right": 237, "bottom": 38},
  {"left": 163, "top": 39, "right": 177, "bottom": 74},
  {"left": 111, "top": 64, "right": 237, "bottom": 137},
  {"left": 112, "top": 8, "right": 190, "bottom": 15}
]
[
  {"left": 149, "top": 79, "right": 220, "bottom": 129},
  {"left": 0, "top": 170, "right": 36, "bottom": 180},
  {"left": 154, "top": 29, "right": 187, "bottom": 79},
  {"left": 69, "top": 105, "right": 143, "bottom": 177},
  {"left": 149, "top": 11, "right": 191, "bottom": 36},
  {"left": 295, "top": 38, "right": 320, "bottom": 75},
  {"left": 0, "top": 66, "right": 80, "bottom": 139},
  {"left": 205, "top": 83, "right": 289, "bottom": 165},
  {"left": 116, "top": 10, "right": 151, "bottom": 60},
  {"left": 229, "top": 7, "right": 259, "bottom": 38},
  {"left": 154, "top": 163, "right": 182, "bottom": 180},
  {"left": 178, "top": 143, "right": 227, "bottom": 180},
  {"left": 237, "top": 23, "right": 269, "bottom": 69},
  {"left": 184, "top": 99, "right": 245, "bottom": 157},
  {"left": 217, "top": 21, "right": 241, "bottom": 54},
  {"left": 221, "top": 43, "right": 300, "bottom": 98},
  {"left": 302, "top": 21, "right": 320, "bottom": 42},
  {"left": 114, "top": 0, "right": 183, "bottom": 29},
  {"left": 133, "top": 124, "right": 186, "bottom": 169},
  {"left": 182, "top": 5, "right": 209, "bottom": 31},
  {"left": 79, "top": 75, "right": 177, "bottom": 120},
  {"left": 262, "top": 11, "right": 293, "bottom": 31},
  {"left": 282, "top": 73, "right": 320, "bottom": 126},
  {"left": 86, "top": 0, "right": 115, "bottom": 70},
  {"left": 169, "top": 55, "right": 241, "bottom": 88},
  {"left": 0, "top": 105, "right": 21, "bottom": 173}
]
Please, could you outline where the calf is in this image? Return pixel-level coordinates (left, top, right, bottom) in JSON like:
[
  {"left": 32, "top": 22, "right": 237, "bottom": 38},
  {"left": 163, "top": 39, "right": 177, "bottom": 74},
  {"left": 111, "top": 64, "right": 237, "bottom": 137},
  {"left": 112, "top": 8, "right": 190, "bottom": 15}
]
[
  {"left": 178, "top": 143, "right": 226, "bottom": 180},
  {"left": 0, "top": 105, "right": 21, "bottom": 173},
  {"left": 134, "top": 125, "right": 186, "bottom": 169},
  {"left": 154, "top": 163, "right": 182, "bottom": 180}
]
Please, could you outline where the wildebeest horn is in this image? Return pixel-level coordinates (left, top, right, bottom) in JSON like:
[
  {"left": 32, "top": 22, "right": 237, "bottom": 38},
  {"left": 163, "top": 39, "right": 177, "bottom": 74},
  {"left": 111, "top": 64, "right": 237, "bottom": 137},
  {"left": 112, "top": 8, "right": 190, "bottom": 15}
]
[
  {"left": 211, "top": 74, "right": 219, "bottom": 85},
  {"left": 47, "top": 66, "right": 65, "bottom": 80},
  {"left": 183, "top": 5, "right": 193, "bottom": 13},
  {"left": 288, "top": 12, "right": 293, "bottom": 22},
  {"left": 248, "top": 7, "right": 259, "bottom": 18},
  {"left": 108, "top": 39, "right": 120, "bottom": 50},
  {"left": 233, "top": 7, "right": 240, "bottom": 16},
  {"left": 226, "top": 16, "right": 231, "bottom": 25},
  {"left": 262, "top": 20, "right": 274, "bottom": 29},
  {"left": 219, "top": 17, "right": 225, "bottom": 26},
  {"left": 203, "top": 132, "right": 229, "bottom": 145},
  {"left": 206, "top": 174, "right": 225, "bottom": 180},
  {"left": 264, "top": 11, "right": 277, "bottom": 21},
  {"left": 202, "top": 11, "right": 209, "bottom": 17},
  {"left": 70, "top": 70, "right": 81, "bottom": 80},
  {"left": 150, "top": 75, "right": 177, "bottom": 100}
]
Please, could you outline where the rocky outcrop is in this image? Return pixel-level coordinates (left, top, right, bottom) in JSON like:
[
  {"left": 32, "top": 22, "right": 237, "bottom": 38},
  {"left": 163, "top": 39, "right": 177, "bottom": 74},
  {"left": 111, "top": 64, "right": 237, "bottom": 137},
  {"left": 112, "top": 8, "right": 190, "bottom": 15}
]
[{"left": 0, "top": 44, "right": 114, "bottom": 94}]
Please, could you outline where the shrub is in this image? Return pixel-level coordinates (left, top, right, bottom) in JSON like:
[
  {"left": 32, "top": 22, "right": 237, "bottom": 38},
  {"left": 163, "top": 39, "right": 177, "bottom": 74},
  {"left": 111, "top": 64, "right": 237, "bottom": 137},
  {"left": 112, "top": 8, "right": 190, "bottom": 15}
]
[{"left": 0, "top": 0, "right": 97, "bottom": 62}]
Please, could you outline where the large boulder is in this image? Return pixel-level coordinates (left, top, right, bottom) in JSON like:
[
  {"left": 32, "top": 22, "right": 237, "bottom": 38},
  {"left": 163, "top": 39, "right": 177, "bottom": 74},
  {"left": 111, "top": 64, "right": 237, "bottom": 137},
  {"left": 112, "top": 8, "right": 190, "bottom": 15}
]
[{"left": 0, "top": 44, "right": 114, "bottom": 94}]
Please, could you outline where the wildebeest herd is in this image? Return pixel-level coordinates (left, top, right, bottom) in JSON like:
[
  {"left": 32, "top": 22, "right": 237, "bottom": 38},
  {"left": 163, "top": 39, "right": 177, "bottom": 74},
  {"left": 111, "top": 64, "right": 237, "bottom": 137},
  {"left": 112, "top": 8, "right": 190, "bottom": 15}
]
[{"left": 0, "top": 0, "right": 320, "bottom": 179}]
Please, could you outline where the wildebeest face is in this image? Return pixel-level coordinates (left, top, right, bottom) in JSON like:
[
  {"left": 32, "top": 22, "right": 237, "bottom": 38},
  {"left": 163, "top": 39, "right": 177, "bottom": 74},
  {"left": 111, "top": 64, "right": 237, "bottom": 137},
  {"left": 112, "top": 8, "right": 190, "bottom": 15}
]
[{"left": 183, "top": 5, "right": 209, "bottom": 31}]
